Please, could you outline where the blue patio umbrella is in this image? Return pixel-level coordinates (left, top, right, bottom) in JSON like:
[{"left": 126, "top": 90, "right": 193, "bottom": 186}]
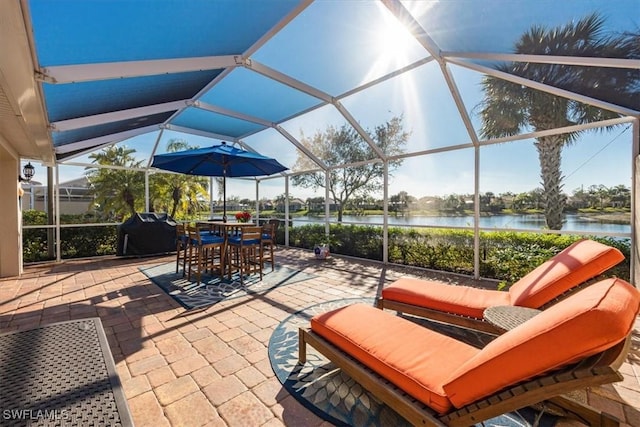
[{"left": 151, "top": 142, "right": 288, "bottom": 221}]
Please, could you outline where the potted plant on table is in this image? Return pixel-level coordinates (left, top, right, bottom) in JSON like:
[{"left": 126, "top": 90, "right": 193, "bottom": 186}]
[{"left": 235, "top": 211, "right": 252, "bottom": 223}]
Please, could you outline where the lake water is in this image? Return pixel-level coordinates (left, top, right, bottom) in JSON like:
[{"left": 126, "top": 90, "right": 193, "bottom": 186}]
[{"left": 292, "top": 213, "right": 631, "bottom": 235}]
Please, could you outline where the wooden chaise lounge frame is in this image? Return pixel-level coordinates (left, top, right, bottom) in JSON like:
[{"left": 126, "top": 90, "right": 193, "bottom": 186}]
[
  {"left": 298, "top": 328, "right": 629, "bottom": 427},
  {"left": 375, "top": 298, "right": 504, "bottom": 334},
  {"left": 376, "top": 239, "right": 625, "bottom": 335}
]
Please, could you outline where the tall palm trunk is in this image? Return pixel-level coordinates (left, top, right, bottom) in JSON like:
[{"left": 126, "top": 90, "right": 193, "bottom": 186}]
[
  {"left": 534, "top": 136, "right": 564, "bottom": 230},
  {"left": 171, "top": 187, "right": 181, "bottom": 218},
  {"left": 123, "top": 188, "right": 136, "bottom": 216}
]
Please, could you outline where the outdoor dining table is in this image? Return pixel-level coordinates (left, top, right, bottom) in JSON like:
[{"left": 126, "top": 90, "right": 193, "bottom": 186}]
[
  {"left": 200, "top": 220, "right": 257, "bottom": 236},
  {"left": 198, "top": 221, "right": 260, "bottom": 276}
]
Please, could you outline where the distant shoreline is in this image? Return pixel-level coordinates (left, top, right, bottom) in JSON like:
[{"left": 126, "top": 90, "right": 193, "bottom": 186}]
[
  {"left": 299, "top": 210, "right": 632, "bottom": 225},
  {"left": 394, "top": 210, "right": 631, "bottom": 222},
  {"left": 578, "top": 212, "right": 630, "bottom": 224}
]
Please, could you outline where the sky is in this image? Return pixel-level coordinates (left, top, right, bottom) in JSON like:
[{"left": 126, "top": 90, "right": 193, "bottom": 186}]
[{"left": 22, "top": 0, "right": 638, "bottom": 203}]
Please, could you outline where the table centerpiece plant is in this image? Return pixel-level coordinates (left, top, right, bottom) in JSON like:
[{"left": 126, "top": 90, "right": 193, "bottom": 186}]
[{"left": 235, "top": 210, "right": 252, "bottom": 223}]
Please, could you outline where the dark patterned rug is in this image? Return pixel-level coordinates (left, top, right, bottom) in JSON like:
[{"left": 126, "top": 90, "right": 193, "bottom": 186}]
[
  {"left": 140, "top": 262, "right": 316, "bottom": 310},
  {"left": 268, "top": 298, "right": 558, "bottom": 427},
  {"left": 0, "top": 318, "right": 133, "bottom": 427}
]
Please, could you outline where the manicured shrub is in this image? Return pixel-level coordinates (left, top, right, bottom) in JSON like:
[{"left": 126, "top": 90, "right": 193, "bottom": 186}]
[
  {"left": 22, "top": 211, "right": 117, "bottom": 262},
  {"left": 22, "top": 211, "right": 630, "bottom": 283},
  {"left": 288, "top": 224, "right": 630, "bottom": 282}
]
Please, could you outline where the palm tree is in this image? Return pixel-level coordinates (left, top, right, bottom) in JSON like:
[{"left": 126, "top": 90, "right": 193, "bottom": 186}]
[
  {"left": 86, "top": 146, "right": 144, "bottom": 220},
  {"left": 610, "top": 184, "right": 631, "bottom": 208},
  {"left": 149, "top": 139, "right": 210, "bottom": 218},
  {"left": 478, "top": 14, "right": 638, "bottom": 229}
]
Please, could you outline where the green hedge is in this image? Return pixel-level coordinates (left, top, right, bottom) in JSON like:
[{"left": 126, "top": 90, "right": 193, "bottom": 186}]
[
  {"left": 22, "top": 212, "right": 630, "bottom": 284},
  {"left": 288, "top": 224, "right": 630, "bottom": 284},
  {"left": 23, "top": 211, "right": 117, "bottom": 262}
]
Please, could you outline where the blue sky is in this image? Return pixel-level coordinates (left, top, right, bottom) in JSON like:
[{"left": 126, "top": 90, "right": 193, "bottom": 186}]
[{"left": 24, "top": 0, "right": 637, "bottom": 202}]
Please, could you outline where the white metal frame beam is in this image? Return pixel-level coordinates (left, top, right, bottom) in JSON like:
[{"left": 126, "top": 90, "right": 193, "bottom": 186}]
[
  {"left": 440, "top": 63, "right": 480, "bottom": 145},
  {"left": 382, "top": 0, "right": 482, "bottom": 150},
  {"left": 275, "top": 125, "right": 327, "bottom": 170},
  {"left": 50, "top": 100, "right": 187, "bottom": 131},
  {"left": 245, "top": 59, "right": 333, "bottom": 103},
  {"left": 384, "top": 117, "right": 635, "bottom": 162},
  {"left": 243, "top": 61, "right": 391, "bottom": 162},
  {"left": 38, "top": 56, "right": 239, "bottom": 84},
  {"left": 146, "top": 129, "right": 165, "bottom": 169},
  {"left": 477, "top": 116, "right": 636, "bottom": 146},
  {"left": 162, "top": 124, "right": 237, "bottom": 143},
  {"left": 338, "top": 57, "right": 435, "bottom": 100},
  {"left": 194, "top": 101, "right": 273, "bottom": 128},
  {"left": 632, "top": 119, "right": 639, "bottom": 285},
  {"left": 236, "top": 55, "right": 437, "bottom": 144},
  {"left": 333, "top": 101, "right": 387, "bottom": 160},
  {"left": 444, "top": 52, "right": 640, "bottom": 70},
  {"left": 242, "top": 0, "right": 314, "bottom": 58},
  {"left": 384, "top": 0, "right": 482, "bottom": 273},
  {"left": 380, "top": 0, "right": 442, "bottom": 61},
  {"left": 62, "top": 161, "right": 149, "bottom": 173},
  {"left": 449, "top": 58, "right": 640, "bottom": 117},
  {"left": 54, "top": 124, "right": 160, "bottom": 155}
]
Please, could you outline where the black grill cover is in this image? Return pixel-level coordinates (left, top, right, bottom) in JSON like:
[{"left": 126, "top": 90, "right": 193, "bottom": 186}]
[{"left": 117, "top": 213, "right": 176, "bottom": 256}]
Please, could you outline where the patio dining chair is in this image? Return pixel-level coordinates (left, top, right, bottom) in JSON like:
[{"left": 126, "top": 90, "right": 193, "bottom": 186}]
[
  {"left": 267, "top": 218, "right": 280, "bottom": 247},
  {"left": 175, "top": 223, "right": 189, "bottom": 276},
  {"left": 196, "top": 221, "right": 224, "bottom": 237},
  {"left": 377, "top": 239, "right": 624, "bottom": 333},
  {"left": 226, "top": 225, "right": 263, "bottom": 285},
  {"left": 186, "top": 225, "right": 225, "bottom": 286},
  {"left": 261, "top": 222, "right": 275, "bottom": 271}
]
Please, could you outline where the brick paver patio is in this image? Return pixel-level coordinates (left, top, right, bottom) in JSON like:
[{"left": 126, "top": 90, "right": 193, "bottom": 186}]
[{"left": 1, "top": 247, "right": 638, "bottom": 426}]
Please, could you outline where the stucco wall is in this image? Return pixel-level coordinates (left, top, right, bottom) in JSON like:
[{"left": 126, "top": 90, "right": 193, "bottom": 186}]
[{"left": 0, "top": 144, "right": 21, "bottom": 277}]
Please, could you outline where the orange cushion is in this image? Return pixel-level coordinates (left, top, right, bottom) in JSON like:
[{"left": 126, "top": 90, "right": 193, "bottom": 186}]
[
  {"left": 509, "top": 239, "right": 624, "bottom": 308},
  {"left": 310, "top": 303, "right": 479, "bottom": 414},
  {"left": 382, "top": 277, "right": 510, "bottom": 319},
  {"left": 444, "top": 278, "right": 640, "bottom": 408}
]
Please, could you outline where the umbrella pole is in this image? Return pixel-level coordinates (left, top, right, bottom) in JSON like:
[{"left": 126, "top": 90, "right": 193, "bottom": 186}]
[
  {"left": 209, "top": 176, "right": 214, "bottom": 219},
  {"left": 223, "top": 175, "right": 227, "bottom": 222}
]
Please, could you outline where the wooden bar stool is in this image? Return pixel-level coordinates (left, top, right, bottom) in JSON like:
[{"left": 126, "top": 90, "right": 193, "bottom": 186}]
[
  {"left": 175, "top": 223, "right": 189, "bottom": 276},
  {"left": 187, "top": 225, "right": 225, "bottom": 286},
  {"left": 226, "top": 225, "right": 263, "bottom": 285},
  {"left": 261, "top": 222, "right": 275, "bottom": 271}
]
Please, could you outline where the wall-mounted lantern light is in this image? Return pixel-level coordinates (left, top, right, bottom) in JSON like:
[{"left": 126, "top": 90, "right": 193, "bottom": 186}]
[{"left": 21, "top": 162, "right": 35, "bottom": 182}]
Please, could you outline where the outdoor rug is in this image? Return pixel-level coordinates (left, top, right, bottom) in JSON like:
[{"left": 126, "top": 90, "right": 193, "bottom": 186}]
[
  {"left": 268, "top": 298, "right": 559, "bottom": 427},
  {"left": 140, "top": 262, "right": 316, "bottom": 310},
  {"left": 0, "top": 318, "right": 133, "bottom": 427}
]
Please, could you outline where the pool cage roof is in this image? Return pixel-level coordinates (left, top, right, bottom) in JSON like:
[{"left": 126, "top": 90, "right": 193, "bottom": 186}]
[{"left": 1, "top": 0, "right": 639, "bottom": 181}]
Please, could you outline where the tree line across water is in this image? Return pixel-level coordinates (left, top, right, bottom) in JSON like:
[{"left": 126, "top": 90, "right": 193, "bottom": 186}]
[
  {"left": 22, "top": 213, "right": 630, "bottom": 286},
  {"left": 404, "top": 186, "right": 631, "bottom": 215}
]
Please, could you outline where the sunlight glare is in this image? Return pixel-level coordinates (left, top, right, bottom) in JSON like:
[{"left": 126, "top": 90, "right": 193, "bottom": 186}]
[
  {"left": 362, "top": 6, "right": 418, "bottom": 84},
  {"left": 377, "top": 19, "right": 413, "bottom": 60}
]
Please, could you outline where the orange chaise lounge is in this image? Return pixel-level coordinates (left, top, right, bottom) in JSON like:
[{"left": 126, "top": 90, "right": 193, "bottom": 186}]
[
  {"left": 376, "top": 239, "right": 624, "bottom": 333},
  {"left": 299, "top": 277, "right": 640, "bottom": 426}
]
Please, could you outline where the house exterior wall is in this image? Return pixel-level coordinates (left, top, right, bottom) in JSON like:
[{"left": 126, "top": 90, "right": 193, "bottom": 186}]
[
  {"left": 21, "top": 186, "right": 94, "bottom": 215},
  {"left": 0, "top": 146, "right": 21, "bottom": 277}
]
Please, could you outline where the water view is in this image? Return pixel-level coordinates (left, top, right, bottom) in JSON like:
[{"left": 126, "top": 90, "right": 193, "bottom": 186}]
[{"left": 293, "top": 213, "right": 631, "bottom": 235}]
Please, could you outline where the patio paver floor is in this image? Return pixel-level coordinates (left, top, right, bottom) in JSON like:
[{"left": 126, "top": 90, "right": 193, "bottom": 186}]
[{"left": 1, "top": 247, "right": 638, "bottom": 426}]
